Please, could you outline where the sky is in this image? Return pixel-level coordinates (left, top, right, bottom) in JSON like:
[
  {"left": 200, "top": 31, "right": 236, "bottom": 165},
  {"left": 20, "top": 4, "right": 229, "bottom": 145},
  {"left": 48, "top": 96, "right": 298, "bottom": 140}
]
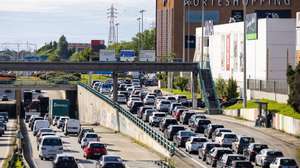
[{"left": 0, "top": 0, "right": 155, "bottom": 49}]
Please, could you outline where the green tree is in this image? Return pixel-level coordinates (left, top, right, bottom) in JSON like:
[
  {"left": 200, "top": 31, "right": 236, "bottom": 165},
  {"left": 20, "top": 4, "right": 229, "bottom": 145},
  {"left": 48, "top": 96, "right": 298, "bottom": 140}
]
[
  {"left": 48, "top": 53, "right": 60, "bottom": 62},
  {"left": 56, "top": 35, "right": 69, "bottom": 60},
  {"left": 225, "top": 77, "right": 239, "bottom": 100},
  {"left": 70, "top": 48, "right": 92, "bottom": 62},
  {"left": 174, "top": 77, "right": 189, "bottom": 91},
  {"left": 287, "top": 64, "right": 300, "bottom": 113},
  {"left": 216, "top": 78, "right": 227, "bottom": 99}
]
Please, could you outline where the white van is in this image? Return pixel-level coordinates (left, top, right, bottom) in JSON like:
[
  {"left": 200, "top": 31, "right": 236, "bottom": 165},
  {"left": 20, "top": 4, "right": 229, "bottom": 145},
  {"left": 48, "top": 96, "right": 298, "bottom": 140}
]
[
  {"left": 33, "top": 120, "right": 50, "bottom": 136},
  {"left": 39, "top": 135, "right": 63, "bottom": 160},
  {"left": 64, "top": 119, "right": 80, "bottom": 135}
]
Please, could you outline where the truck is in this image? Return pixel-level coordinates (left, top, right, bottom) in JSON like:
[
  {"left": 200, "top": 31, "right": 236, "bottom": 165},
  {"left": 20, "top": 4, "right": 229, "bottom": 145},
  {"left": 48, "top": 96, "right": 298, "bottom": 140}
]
[{"left": 49, "top": 99, "right": 70, "bottom": 120}]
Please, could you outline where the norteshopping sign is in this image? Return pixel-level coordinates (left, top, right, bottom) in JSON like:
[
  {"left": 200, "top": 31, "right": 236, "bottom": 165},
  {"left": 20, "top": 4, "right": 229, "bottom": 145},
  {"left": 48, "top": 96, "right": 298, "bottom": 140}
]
[{"left": 184, "top": 0, "right": 291, "bottom": 7}]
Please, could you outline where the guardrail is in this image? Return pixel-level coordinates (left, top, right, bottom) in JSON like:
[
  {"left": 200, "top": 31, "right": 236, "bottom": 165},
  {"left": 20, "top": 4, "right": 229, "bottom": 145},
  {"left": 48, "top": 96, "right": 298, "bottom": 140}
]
[{"left": 79, "top": 82, "right": 176, "bottom": 155}]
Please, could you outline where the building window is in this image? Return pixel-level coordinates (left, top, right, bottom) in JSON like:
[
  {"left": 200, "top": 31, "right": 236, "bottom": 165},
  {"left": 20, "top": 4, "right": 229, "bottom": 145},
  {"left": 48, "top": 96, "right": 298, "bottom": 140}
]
[{"left": 186, "top": 10, "right": 220, "bottom": 24}]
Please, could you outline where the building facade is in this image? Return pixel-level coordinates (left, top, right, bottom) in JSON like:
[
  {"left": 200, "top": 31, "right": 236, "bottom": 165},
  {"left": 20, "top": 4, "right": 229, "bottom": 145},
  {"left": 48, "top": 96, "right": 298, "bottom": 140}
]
[{"left": 156, "top": 0, "right": 300, "bottom": 62}]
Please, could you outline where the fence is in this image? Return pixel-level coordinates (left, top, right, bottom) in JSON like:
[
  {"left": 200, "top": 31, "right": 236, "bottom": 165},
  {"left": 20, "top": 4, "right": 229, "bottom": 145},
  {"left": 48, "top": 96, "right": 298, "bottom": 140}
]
[
  {"left": 79, "top": 82, "right": 176, "bottom": 155},
  {"left": 247, "top": 79, "right": 289, "bottom": 95}
]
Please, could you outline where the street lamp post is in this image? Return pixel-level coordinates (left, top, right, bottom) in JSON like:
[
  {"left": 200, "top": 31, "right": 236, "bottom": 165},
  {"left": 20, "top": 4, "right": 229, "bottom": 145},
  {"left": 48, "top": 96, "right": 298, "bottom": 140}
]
[
  {"left": 137, "top": 17, "right": 141, "bottom": 50},
  {"left": 139, "top": 9, "right": 146, "bottom": 50},
  {"left": 115, "top": 23, "right": 120, "bottom": 44},
  {"left": 243, "top": 0, "right": 247, "bottom": 108},
  {"left": 201, "top": 0, "right": 205, "bottom": 68}
]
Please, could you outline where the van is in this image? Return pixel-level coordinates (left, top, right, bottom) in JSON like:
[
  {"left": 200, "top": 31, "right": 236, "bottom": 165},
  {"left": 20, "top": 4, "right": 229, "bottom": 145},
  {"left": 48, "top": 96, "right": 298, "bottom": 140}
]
[
  {"left": 39, "top": 135, "right": 63, "bottom": 160},
  {"left": 64, "top": 119, "right": 80, "bottom": 135},
  {"left": 33, "top": 120, "right": 50, "bottom": 136}
]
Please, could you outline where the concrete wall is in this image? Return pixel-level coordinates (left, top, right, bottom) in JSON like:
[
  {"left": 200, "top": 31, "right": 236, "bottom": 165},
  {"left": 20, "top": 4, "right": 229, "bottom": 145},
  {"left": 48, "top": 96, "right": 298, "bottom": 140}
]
[
  {"left": 247, "top": 90, "right": 289, "bottom": 104},
  {"left": 223, "top": 109, "right": 300, "bottom": 137},
  {"left": 77, "top": 85, "right": 172, "bottom": 158}
]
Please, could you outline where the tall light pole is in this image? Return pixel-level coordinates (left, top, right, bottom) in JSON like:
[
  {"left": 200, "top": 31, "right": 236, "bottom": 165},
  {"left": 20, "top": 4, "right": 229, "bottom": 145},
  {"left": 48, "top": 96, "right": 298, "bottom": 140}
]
[
  {"left": 182, "top": 3, "right": 186, "bottom": 63},
  {"left": 137, "top": 17, "right": 141, "bottom": 51},
  {"left": 139, "top": 9, "right": 146, "bottom": 50},
  {"left": 115, "top": 23, "right": 120, "bottom": 44},
  {"left": 201, "top": 0, "right": 205, "bottom": 68},
  {"left": 243, "top": 0, "right": 247, "bottom": 108}
]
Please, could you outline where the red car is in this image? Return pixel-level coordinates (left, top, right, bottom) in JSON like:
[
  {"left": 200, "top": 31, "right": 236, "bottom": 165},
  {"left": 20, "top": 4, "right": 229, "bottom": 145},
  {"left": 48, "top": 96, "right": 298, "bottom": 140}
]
[
  {"left": 172, "top": 109, "right": 187, "bottom": 121},
  {"left": 83, "top": 142, "right": 107, "bottom": 159}
]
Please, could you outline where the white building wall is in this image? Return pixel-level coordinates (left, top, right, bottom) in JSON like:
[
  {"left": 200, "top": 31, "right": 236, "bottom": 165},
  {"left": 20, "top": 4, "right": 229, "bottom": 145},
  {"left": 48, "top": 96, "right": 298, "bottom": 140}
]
[{"left": 195, "top": 18, "right": 296, "bottom": 85}]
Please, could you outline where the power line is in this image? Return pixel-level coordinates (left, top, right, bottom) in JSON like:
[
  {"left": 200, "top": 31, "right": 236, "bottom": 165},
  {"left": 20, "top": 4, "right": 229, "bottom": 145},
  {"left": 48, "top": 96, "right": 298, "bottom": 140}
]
[{"left": 107, "top": 4, "right": 118, "bottom": 46}]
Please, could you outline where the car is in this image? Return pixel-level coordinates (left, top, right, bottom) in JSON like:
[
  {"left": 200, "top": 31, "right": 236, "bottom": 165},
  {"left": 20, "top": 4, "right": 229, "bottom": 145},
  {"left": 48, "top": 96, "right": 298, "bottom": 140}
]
[
  {"left": 25, "top": 114, "right": 32, "bottom": 123},
  {"left": 212, "top": 128, "right": 232, "bottom": 142},
  {"left": 155, "top": 96, "right": 165, "bottom": 106},
  {"left": 188, "top": 114, "right": 207, "bottom": 127},
  {"left": 117, "top": 94, "right": 127, "bottom": 104},
  {"left": 100, "top": 155, "right": 125, "bottom": 168},
  {"left": 198, "top": 142, "right": 221, "bottom": 161},
  {"left": 64, "top": 119, "right": 80, "bottom": 135},
  {"left": 39, "top": 135, "right": 63, "bottom": 160},
  {"left": 173, "top": 130, "right": 196, "bottom": 147},
  {"left": 1, "top": 95, "right": 8, "bottom": 101},
  {"left": 52, "top": 116, "right": 60, "bottom": 126},
  {"left": 0, "top": 112, "right": 8, "bottom": 122},
  {"left": 143, "top": 95, "right": 156, "bottom": 105},
  {"left": 29, "top": 116, "right": 43, "bottom": 130},
  {"left": 231, "top": 160, "right": 254, "bottom": 168},
  {"left": 255, "top": 149, "right": 284, "bottom": 168},
  {"left": 166, "top": 96, "right": 176, "bottom": 103},
  {"left": 159, "top": 118, "right": 178, "bottom": 132},
  {"left": 175, "top": 95, "right": 187, "bottom": 103},
  {"left": 33, "top": 120, "right": 49, "bottom": 136},
  {"left": 142, "top": 109, "right": 156, "bottom": 122},
  {"left": 169, "top": 102, "right": 182, "bottom": 114},
  {"left": 206, "top": 147, "right": 233, "bottom": 167},
  {"left": 99, "top": 84, "right": 112, "bottom": 94},
  {"left": 172, "top": 109, "right": 188, "bottom": 121},
  {"left": 78, "top": 128, "right": 94, "bottom": 144},
  {"left": 232, "top": 135, "right": 255, "bottom": 154},
  {"left": 204, "top": 124, "right": 224, "bottom": 139},
  {"left": 53, "top": 154, "right": 78, "bottom": 168},
  {"left": 215, "top": 132, "right": 238, "bottom": 148},
  {"left": 137, "top": 106, "right": 154, "bottom": 119},
  {"left": 83, "top": 141, "right": 107, "bottom": 159},
  {"left": 153, "top": 89, "right": 162, "bottom": 96},
  {"left": 81, "top": 132, "right": 100, "bottom": 148},
  {"left": 180, "top": 111, "right": 196, "bottom": 125},
  {"left": 269, "top": 157, "right": 298, "bottom": 168},
  {"left": 164, "top": 125, "right": 185, "bottom": 141},
  {"left": 217, "top": 154, "right": 246, "bottom": 168},
  {"left": 156, "top": 100, "right": 171, "bottom": 112},
  {"left": 0, "top": 122, "right": 5, "bottom": 136},
  {"left": 149, "top": 112, "right": 166, "bottom": 127},
  {"left": 37, "top": 132, "right": 56, "bottom": 149},
  {"left": 243, "top": 143, "right": 269, "bottom": 162},
  {"left": 56, "top": 116, "right": 70, "bottom": 129},
  {"left": 127, "top": 97, "right": 141, "bottom": 108},
  {"left": 185, "top": 136, "right": 208, "bottom": 154},
  {"left": 130, "top": 101, "right": 144, "bottom": 114},
  {"left": 36, "top": 128, "right": 53, "bottom": 141},
  {"left": 191, "top": 119, "right": 211, "bottom": 133},
  {"left": 0, "top": 121, "right": 7, "bottom": 131}
]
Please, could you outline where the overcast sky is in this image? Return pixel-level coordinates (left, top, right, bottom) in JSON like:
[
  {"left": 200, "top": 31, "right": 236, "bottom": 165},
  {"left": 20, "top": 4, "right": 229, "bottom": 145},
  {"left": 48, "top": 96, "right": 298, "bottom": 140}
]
[{"left": 0, "top": 0, "right": 155, "bottom": 49}]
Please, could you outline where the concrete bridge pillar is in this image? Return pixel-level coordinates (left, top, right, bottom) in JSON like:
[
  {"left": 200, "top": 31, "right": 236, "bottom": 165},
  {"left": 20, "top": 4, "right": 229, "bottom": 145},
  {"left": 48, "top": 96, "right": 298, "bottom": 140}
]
[
  {"left": 15, "top": 88, "right": 21, "bottom": 123},
  {"left": 191, "top": 72, "right": 198, "bottom": 109},
  {"left": 112, "top": 72, "right": 120, "bottom": 132}
]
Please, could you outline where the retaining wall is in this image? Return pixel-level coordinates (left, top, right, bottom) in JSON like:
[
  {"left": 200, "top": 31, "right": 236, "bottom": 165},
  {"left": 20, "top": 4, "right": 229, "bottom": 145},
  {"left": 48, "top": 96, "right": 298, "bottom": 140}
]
[{"left": 77, "top": 85, "right": 172, "bottom": 158}]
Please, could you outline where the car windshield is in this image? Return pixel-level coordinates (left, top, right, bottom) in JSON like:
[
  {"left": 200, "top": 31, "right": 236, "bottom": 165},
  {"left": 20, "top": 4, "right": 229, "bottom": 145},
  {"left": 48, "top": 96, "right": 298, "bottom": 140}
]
[
  {"left": 216, "top": 150, "right": 232, "bottom": 158},
  {"left": 102, "top": 84, "right": 111, "bottom": 89},
  {"left": 198, "top": 120, "right": 211, "bottom": 125},
  {"left": 186, "top": 113, "right": 195, "bottom": 117},
  {"left": 280, "top": 159, "right": 297, "bottom": 166},
  {"left": 57, "top": 157, "right": 76, "bottom": 163},
  {"left": 253, "top": 144, "right": 268, "bottom": 151},
  {"left": 43, "top": 138, "right": 62, "bottom": 146},
  {"left": 147, "top": 96, "right": 155, "bottom": 99},
  {"left": 212, "top": 125, "right": 224, "bottom": 129},
  {"left": 154, "top": 114, "right": 165, "bottom": 117},
  {"left": 161, "top": 101, "right": 170, "bottom": 105},
  {"left": 240, "top": 137, "right": 255, "bottom": 144},
  {"left": 104, "top": 156, "right": 122, "bottom": 162},
  {"left": 167, "top": 119, "right": 178, "bottom": 124},
  {"left": 86, "top": 134, "right": 98, "bottom": 138},
  {"left": 180, "top": 131, "right": 195, "bottom": 137},
  {"left": 90, "top": 143, "right": 105, "bottom": 148},
  {"left": 235, "top": 162, "right": 252, "bottom": 167},
  {"left": 168, "top": 97, "right": 176, "bottom": 101},
  {"left": 267, "top": 151, "right": 283, "bottom": 157},
  {"left": 228, "top": 156, "right": 246, "bottom": 163},
  {"left": 224, "top": 134, "right": 237, "bottom": 139},
  {"left": 193, "top": 138, "right": 207, "bottom": 143}
]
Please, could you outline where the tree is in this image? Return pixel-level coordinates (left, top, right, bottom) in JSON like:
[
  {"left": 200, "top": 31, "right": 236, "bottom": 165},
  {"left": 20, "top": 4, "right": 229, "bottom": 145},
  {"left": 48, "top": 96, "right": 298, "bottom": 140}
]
[
  {"left": 287, "top": 64, "right": 300, "bottom": 113},
  {"left": 216, "top": 78, "right": 227, "bottom": 99},
  {"left": 174, "top": 77, "right": 189, "bottom": 91},
  {"left": 225, "top": 77, "right": 239, "bottom": 100},
  {"left": 56, "top": 35, "right": 69, "bottom": 60},
  {"left": 70, "top": 48, "right": 92, "bottom": 62}
]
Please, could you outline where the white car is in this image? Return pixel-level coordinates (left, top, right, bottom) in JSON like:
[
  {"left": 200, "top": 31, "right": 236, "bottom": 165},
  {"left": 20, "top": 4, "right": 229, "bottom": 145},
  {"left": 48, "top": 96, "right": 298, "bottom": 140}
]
[
  {"left": 256, "top": 149, "right": 284, "bottom": 168},
  {"left": 100, "top": 155, "right": 125, "bottom": 167},
  {"left": 56, "top": 116, "right": 70, "bottom": 129},
  {"left": 64, "top": 119, "right": 80, "bottom": 135},
  {"left": 149, "top": 112, "right": 166, "bottom": 127},
  {"left": 39, "top": 135, "right": 63, "bottom": 160},
  {"left": 117, "top": 94, "right": 127, "bottom": 104},
  {"left": 33, "top": 120, "right": 49, "bottom": 136},
  {"left": 143, "top": 95, "right": 155, "bottom": 105},
  {"left": 215, "top": 132, "right": 238, "bottom": 148},
  {"left": 81, "top": 132, "right": 99, "bottom": 148},
  {"left": 269, "top": 157, "right": 298, "bottom": 168},
  {"left": 127, "top": 97, "right": 141, "bottom": 108},
  {"left": 185, "top": 136, "right": 208, "bottom": 153},
  {"left": 156, "top": 100, "right": 171, "bottom": 112},
  {"left": 165, "top": 96, "right": 177, "bottom": 103}
]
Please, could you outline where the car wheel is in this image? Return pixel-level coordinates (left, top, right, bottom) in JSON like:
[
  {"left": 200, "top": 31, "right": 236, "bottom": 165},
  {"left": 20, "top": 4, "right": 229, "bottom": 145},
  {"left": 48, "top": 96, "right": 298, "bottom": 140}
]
[{"left": 39, "top": 156, "right": 43, "bottom": 160}]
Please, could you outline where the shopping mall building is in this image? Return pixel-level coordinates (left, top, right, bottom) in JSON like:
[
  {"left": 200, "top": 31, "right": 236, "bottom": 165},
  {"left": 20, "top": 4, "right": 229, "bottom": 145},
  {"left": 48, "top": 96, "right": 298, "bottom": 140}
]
[{"left": 156, "top": 0, "right": 300, "bottom": 62}]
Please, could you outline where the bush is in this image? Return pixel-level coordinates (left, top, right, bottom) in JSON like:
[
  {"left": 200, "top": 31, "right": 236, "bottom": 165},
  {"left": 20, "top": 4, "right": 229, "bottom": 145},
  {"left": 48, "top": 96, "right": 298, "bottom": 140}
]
[
  {"left": 216, "top": 78, "right": 227, "bottom": 99},
  {"left": 174, "top": 77, "right": 189, "bottom": 92},
  {"left": 226, "top": 77, "right": 239, "bottom": 100}
]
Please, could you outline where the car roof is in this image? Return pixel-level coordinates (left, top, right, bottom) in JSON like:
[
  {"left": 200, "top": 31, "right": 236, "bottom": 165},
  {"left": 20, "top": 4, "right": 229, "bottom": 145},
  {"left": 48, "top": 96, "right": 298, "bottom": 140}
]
[
  {"left": 41, "top": 135, "right": 60, "bottom": 139},
  {"left": 56, "top": 153, "right": 74, "bottom": 158},
  {"left": 276, "top": 157, "right": 296, "bottom": 160},
  {"left": 262, "top": 149, "right": 281, "bottom": 152}
]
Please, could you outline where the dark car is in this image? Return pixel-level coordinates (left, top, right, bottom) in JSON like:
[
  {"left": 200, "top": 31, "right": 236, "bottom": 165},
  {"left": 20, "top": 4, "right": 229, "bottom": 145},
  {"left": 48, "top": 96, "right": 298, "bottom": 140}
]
[
  {"left": 137, "top": 106, "right": 154, "bottom": 119},
  {"left": 173, "top": 130, "right": 196, "bottom": 147},
  {"left": 232, "top": 136, "right": 255, "bottom": 154},
  {"left": 164, "top": 125, "right": 185, "bottom": 141},
  {"left": 204, "top": 124, "right": 224, "bottom": 139},
  {"left": 198, "top": 142, "right": 221, "bottom": 161},
  {"left": 206, "top": 147, "right": 233, "bottom": 167},
  {"left": 159, "top": 118, "right": 178, "bottom": 132},
  {"left": 53, "top": 155, "right": 78, "bottom": 168},
  {"left": 217, "top": 154, "right": 246, "bottom": 168},
  {"left": 243, "top": 143, "right": 268, "bottom": 162},
  {"left": 78, "top": 128, "right": 94, "bottom": 144},
  {"left": 180, "top": 111, "right": 196, "bottom": 125},
  {"left": 221, "top": 98, "right": 243, "bottom": 108},
  {"left": 191, "top": 119, "right": 211, "bottom": 133},
  {"left": 1, "top": 95, "right": 8, "bottom": 101},
  {"left": 101, "top": 163, "right": 125, "bottom": 168},
  {"left": 231, "top": 160, "right": 254, "bottom": 168},
  {"left": 25, "top": 115, "right": 31, "bottom": 123},
  {"left": 188, "top": 114, "right": 207, "bottom": 127},
  {"left": 130, "top": 101, "right": 144, "bottom": 114},
  {"left": 153, "top": 89, "right": 162, "bottom": 97}
]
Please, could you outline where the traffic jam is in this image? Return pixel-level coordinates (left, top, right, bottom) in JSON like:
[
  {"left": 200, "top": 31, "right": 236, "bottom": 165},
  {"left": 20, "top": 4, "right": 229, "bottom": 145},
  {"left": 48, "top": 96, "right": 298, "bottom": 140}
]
[{"left": 91, "top": 77, "right": 299, "bottom": 168}]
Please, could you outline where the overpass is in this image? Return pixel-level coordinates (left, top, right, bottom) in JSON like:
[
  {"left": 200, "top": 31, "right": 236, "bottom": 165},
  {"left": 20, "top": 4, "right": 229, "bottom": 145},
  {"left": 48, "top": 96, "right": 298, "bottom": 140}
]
[{"left": 0, "top": 80, "right": 77, "bottom": 90}]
